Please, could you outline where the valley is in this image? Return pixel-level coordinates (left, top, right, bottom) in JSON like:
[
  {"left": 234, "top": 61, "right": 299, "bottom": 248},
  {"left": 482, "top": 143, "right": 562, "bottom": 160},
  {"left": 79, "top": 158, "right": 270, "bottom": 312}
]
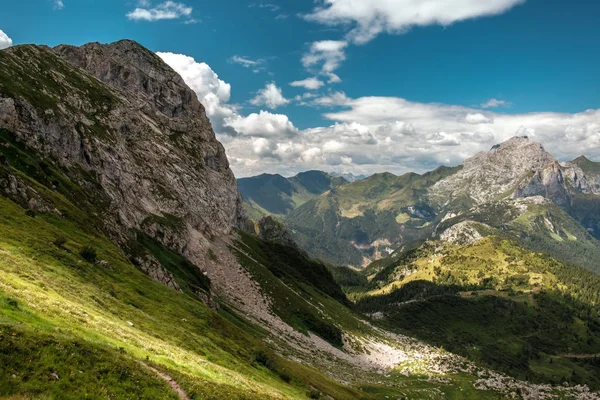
[{"left": 0, "top": 38, "right": 599, "bottom": 400}]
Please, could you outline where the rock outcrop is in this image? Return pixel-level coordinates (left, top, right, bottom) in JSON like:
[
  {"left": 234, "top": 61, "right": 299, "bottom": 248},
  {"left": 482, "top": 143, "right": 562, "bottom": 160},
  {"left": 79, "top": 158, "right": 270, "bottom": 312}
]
[
  {"left": 431, "top": 136, "right": 599, "bottom": 209},
  {"left": 255, "top": 216, "right": 296, "bottom": 247},
  {"left": 430, "top": 136, "right": 557, "bottom": 205},
  {"left": 0, "top": 41, "right": 246, "bottom": 291}
]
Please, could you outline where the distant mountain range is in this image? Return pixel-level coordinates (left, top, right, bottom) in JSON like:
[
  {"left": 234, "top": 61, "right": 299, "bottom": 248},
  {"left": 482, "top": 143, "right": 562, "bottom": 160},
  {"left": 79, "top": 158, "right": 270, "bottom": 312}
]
[
  {"left": 330, "top": 171, "right": 368, "bottom": 182},
  {"left": 237, "top": 170, "right": 348, "bottom": 220},
  {"left": 240, "top": 137, "right": 600, "bottom": 270}
]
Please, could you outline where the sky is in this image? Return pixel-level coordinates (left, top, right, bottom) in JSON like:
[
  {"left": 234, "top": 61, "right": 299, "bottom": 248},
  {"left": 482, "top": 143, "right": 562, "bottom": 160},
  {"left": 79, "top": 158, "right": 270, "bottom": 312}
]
[{"left": 1, "top": 0, "right": 599, "bottom": 177}]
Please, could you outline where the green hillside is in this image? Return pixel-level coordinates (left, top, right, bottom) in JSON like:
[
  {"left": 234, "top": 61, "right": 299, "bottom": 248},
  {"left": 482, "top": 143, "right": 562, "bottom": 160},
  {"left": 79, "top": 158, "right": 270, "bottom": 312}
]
[
  {"left": 0, "top": 177, "right": 366, "bottom": 399},
  {"left": 238, "top": 171, "right": 347, "bottom": 220},
  {"left": 355, "top": 238, "right": 600, "bottom": 388},
  {"left": 286, "top": 167, "right": 460, "bottom": 266}
]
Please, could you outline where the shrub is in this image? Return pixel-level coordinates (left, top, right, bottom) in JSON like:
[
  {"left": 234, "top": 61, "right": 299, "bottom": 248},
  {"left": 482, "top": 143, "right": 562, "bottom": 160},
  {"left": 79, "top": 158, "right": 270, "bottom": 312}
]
[
  {"left": 6, "top": 298, "right": 18, "bottom": 308},
  {"left": 253, "top": 348, "right": 291, "bottom": 383},
  {"left": 207, "top": 248, "right": 218, "bottom": 261},
  {"left": 53, "top": 236, "right": 67, "bottom": 248},
  {"left": 25, "top": 209, "right": 36, "bottom": 218},
  {"left": 307, "top": 389, "right": 321, "bottom": 399},
  {"left": 80, "top": 245, "right": 97, "bottom": 262}
]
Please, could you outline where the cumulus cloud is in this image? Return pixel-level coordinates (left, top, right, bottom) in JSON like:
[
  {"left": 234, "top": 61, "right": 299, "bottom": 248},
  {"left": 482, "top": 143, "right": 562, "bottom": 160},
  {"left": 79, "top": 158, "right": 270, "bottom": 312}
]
[
  {"left": 250, "top": 83, "right": 290, "bottom": 109},
  {"left": 302, "top": 40, "right": 348, "bottom": 74},
  {"left": 158, "top": 51, "right": 299, "bottom": 147},
  {"left": 290, "top": 77, "right": 325, "bottom": 90},
  {"left": 0, "top": 30, "right": 12, "bottom": 50},
  {"left": 157, "top": 51, "right": 237, "bottom": 134},
  {"left": 225, "top": 111, "right": 298, "bottom": 138},
  {"left": 228, "top": 93, "right": 600, "bottom": 177},
  {"left": 158, "top": 50, "right": 600, "bottom": 179},
  {"left": 127, "top": 1, "right": 193, "bottom": 22},
  {"left": 304, "top": 0, "right": 525, "bottom": 44},
  {"left": 465, "top": 113, "right": 493, "bottom": 124},
  {"left": 53, "top": 0, "right": 64, "bottom": 9},
  {"left": 481, "top": 98, "right": 511, "bottom": 108}
]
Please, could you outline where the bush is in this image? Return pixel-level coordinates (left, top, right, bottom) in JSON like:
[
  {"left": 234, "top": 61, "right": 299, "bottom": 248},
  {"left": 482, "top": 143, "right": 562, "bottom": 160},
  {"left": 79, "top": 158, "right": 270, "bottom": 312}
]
[
  {"left": 307, "top": 389, "right": 321, "bottom": 399},
  {"left": 253, "top": 348, "right": 291, "bottom": 383},
  {"left": 25, "top": 209, "right": 36, "bottom": 218},
  {"left": 207, "top": 248, "right": 218, "bottom": 261},
  {"left": 53, "top": 236, "right": 67, "bottom": 248},
  {"left": 80, "top": 245, "right": 97, "bottom": 262}
]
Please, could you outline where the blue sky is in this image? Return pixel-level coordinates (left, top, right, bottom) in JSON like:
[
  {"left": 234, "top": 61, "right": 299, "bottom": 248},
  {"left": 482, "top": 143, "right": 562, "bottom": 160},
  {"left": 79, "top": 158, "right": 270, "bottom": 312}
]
[{"left": 1, "top": 0, "right": 599, "bottom": 177}]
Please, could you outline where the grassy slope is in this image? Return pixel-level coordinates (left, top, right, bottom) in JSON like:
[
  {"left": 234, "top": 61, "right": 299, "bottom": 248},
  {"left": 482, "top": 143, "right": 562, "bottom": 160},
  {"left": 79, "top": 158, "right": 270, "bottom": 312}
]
[
  {"left": 0, "top": 128, "right": 372, "bottom": 400},
  {"left": 238, "top": 171, "right": 347, "bottom": 220},
  {"left": 435, "top": 199, "right": 600, "bottom": 274},
  {"left": 356, "top": 238, "right": 600, "bottom": 389},
  {"left": 286, "top": 167, "right": 460, "bottom": 266}
]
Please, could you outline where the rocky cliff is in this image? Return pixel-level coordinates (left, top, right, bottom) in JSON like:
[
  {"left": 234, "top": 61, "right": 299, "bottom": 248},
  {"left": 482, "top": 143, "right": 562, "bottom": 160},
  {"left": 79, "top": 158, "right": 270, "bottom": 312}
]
[
  {"left": 0, "top": 40, "right": 246, "bottom": 290},
  {"left": 1, "top": 41, "right": 244, "bottom": 237}
]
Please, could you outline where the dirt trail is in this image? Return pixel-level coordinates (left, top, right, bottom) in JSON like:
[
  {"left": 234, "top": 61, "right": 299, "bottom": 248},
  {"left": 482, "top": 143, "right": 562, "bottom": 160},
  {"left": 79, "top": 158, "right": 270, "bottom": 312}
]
[
  {"left": 141, "top": 362, "right": 190, "bottom": 400},
  {"left": 556, "top": 353, "right": 600, "bottom": 359}
]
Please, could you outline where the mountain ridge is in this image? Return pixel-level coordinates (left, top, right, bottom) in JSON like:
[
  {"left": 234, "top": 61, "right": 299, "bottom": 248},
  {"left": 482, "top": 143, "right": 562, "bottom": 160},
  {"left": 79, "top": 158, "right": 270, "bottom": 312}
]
[{"left": 2, "top": 39, "right": 600, "bottom": 399}]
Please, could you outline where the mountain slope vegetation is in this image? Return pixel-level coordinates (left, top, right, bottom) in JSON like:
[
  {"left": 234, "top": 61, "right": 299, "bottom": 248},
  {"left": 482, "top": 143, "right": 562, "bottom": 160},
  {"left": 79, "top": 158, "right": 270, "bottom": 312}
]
[
  {"left": 238, "top": 170, "right": 347, "bottom": 220},
  {"left": 2, "top": 39, "right": 600, "bottom": 400},
  {"left": 355, "top": 238, "right": 600, "bottom": 389}
]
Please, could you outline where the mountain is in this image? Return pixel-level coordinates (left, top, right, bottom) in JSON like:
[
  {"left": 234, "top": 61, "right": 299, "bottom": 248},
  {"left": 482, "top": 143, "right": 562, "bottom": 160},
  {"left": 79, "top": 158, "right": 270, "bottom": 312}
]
[
  {"left": 237, "top": 170, "right": 347, "bottom": 220},
  {"left": 286, "top": 136, "right": 600, "bottom": 270},
  {"left": 6, "top": 40, "right": 587, "bottom": 400},
  {"left": 0, "top": 41, "right": 369, "bottom": 399},
  {"left": 286, "top": 166, "right": 460, "bottom": 267},
  {"left": 354, "top": 237, "right": 600, "bottom": 389},
  {"left": 330, "top": 171, "right": 368, "bottom": 182}
]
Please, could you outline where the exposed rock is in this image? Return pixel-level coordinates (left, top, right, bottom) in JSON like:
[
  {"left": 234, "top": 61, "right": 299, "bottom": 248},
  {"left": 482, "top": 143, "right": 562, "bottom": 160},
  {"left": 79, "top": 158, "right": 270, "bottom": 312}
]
[
  {"left": 431, "top": 136, "right": 556, "bottom": 205},
  {"left": 131, "top": 254, "right": 181, "bottom": 291},
  {"left": 0, "top": 41, "right": 246, "bottom": 292},
  {"left": 255, "top": 216, "right": 296, "bottom": 247},
  {"left": 439, "top": 220, "right": 486, "bottom": 246}
]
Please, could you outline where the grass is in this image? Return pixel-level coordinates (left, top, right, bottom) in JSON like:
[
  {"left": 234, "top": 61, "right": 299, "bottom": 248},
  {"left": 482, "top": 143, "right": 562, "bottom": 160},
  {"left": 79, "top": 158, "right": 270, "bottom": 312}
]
[
  {"left": 232, "top": 231, "right": 370, "bottom": 347},
  {"left": 356, "top": 238, "right": 600, "bottom": 389},
  {"left": 0, "top": 193, "right": 374, "bottom": 399},
  {"left": 286, "top": 166, "right": 460, "bottom": 266}
]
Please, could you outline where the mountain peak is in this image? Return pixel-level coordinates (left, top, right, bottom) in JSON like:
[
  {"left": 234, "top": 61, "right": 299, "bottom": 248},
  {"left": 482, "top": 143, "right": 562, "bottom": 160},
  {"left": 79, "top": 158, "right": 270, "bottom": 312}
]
[
  {"left": 572, "top": 155, "right": 590, "bottom": 164},
  {"left": 431, "top": 135, "right": 556, "bottom": 204}
]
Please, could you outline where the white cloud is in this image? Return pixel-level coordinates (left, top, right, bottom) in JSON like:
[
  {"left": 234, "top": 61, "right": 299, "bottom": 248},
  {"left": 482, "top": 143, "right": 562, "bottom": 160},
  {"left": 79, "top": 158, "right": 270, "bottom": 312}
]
[
  {"left": 225, "top": 111, "right": 298, "bottom": 138},
  {"left": 127, "top": 1, "right": 193, "bottom": 22},
  {"left": 53, "top": 0, "right": 64, "bottom": 9},
  {"left": 249, "top": 3, "right": 280, "bottom": 12},
  {"left": 302, "top": 40, "right": 348, "bottom": 73},
  {"left": 465, "top": 113, "right": 493, "bottom": 124},
  {"left": 228, "top": 94, "right": 600, "bottom": 177},
  {"left": 326, "top": 72, "right": 342, "bottom": 83},
  {"left": 481, "top": 98, "right": 511, "bottom": 108},
  {"left": 0, "top": 30, "right": 12, "bottom": 50},
  {"left": 250, "top": 82, "right": 290, "bottom": 109},
  {"left": 290, "top": 77, "right": 325, "bottom": 90},
  {"left": 231, "top": 55, "right": 263, "bottom": 68},
  {"left": 304, "top": 0, "right": 525, "bottom": 44},
  {"left": 157, "top": 50, "right": 600, "bottom": 179}
]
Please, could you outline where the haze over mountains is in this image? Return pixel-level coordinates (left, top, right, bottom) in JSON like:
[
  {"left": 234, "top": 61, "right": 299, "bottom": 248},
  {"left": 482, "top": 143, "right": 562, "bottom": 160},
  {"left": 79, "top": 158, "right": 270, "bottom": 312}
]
[{"left": 1, "top": 39, "right": 600, "bottom": 400}]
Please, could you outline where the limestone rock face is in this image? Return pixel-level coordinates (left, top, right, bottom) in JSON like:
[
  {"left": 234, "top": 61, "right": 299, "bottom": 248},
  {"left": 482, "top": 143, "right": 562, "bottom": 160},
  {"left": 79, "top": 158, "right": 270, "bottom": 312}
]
[
  {"left": 431, "top": 136, "right": 557, "bottom": 205},
  {"left": 0, "top": 41, "right": 246, "bottom": 291},
  {"left": 0, "top": 42, "right": 245, "bottom": 237},
  {"left": 440, "top": 220, "right": 485, "bottom": 246},
  {"left": 431, "top": 136, "right": 598, "bottom": 208}
]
